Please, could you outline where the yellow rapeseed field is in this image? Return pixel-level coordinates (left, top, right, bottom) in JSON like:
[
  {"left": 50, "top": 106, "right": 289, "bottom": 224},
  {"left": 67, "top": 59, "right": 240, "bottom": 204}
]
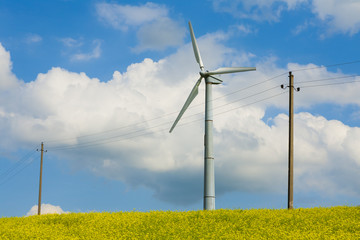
[{"left": 0, "top": 206, "right": 359, "bottom": 239}]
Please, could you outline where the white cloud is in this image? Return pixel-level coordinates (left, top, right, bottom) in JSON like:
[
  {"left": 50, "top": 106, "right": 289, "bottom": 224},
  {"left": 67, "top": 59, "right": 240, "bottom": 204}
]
[
  {"left": 0, "top": 43, "right": 19, "bottom": 90},
  {"left": 212, "top": 0, "right": 307, "bottom": 21},
  {"left": 26, "top": 203, "right": 67, "bottom": 216},
  {"left": 293, "top": 20, "right": 312, "bottom": 35},
  {"left": 213, "top": 0, "right": 360, "bottom": 35},
  {"left": 96, "top": 2, "right": 168, "bottom": 31},
  {"left": 71, "top": 40, "right": 101, "bottom": 61},
  {"left": 311, "top": 0, "right": 360, "bottom": 35},
  {"left": 60, "top": 37, "right": 83, "bottom": 48},
  {"left": 96, "top": 2, "right": 186, "bottom": 52},
  {"left": 235, "top": 24, "right": 256, "bottom": 35},
  {"left": 287, "top": 62, "right": 360, "bottom": 107},
  {"left": 134, "top": 18, "right": 186, "bottom": 52},
  {"left": 0, "top": 34, "right": 359, "bottom": 206},
  {"left": 25, "top": 34, "right": 42, "bottom": 44}
]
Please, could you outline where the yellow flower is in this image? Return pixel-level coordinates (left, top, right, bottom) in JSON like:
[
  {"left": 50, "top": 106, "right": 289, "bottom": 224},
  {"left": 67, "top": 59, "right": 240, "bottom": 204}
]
[{"left": 0, "top": 206, "right": 359, "bottom": 239}]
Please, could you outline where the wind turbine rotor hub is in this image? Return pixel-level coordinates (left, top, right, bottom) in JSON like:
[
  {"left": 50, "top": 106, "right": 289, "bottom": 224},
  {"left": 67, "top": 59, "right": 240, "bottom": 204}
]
[
  {"left": 200, "top": 71, "right": 208, "bottom": 77},
  {"left": 169, "top": 21, "right": 256, "bottom": 211}
]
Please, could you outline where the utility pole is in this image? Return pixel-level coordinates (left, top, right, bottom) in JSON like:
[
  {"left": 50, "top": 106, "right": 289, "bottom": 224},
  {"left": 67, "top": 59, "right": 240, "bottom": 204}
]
[
  {"left": 281, "top": 72, "right": 299, "bottom": 210},
  {"left": 37, "top": 142, "right": 47, "bottom": 215}
]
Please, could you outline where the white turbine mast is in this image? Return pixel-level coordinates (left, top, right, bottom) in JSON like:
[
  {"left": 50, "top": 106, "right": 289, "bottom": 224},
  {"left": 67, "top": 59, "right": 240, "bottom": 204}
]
[{"left": 170, "top": 21, "right": 256, "bottom": 210}]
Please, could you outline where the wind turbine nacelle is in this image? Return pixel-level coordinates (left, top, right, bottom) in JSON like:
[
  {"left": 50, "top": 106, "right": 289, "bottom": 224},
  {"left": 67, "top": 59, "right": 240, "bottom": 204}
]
[
  {"left": 200, "top": 71, "right": 223, "bottom": 84},
  {"left": 206, "top": 77, "right": 223, "bottom": 84}
]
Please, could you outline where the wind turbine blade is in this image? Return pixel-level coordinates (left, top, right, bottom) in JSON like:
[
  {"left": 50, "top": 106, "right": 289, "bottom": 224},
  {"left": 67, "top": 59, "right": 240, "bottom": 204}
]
[
  {"left": 189, "top": 21, "right": 204, "bottom": 70},
  {"left": 169, "top": 77, "right": 202, "bottom": 133},
  {"left": 207, "top": 67, "right": 256, "bottom": 75}
]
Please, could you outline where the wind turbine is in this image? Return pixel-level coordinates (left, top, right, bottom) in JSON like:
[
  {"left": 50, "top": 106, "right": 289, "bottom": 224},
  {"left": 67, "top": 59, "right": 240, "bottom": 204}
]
[{"left": 169, "top": 21, "right": 256, "bottom": 210}]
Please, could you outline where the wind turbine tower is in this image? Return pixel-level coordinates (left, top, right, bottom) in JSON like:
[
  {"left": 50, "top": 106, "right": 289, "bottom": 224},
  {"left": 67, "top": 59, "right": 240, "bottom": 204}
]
[{"left": 170, "top": 21, "right": 256, "bottom": 210}]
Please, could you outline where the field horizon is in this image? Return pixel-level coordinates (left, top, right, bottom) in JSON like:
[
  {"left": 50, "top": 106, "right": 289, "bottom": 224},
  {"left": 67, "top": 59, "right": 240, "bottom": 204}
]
[{"left": 1, "top": 206, "right": 359, "bottom": 239}]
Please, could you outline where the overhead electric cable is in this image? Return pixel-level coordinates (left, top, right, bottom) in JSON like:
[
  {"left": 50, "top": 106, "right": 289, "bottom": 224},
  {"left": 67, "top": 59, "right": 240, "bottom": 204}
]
[
  {"left": 46, "top": 83, "right": 284, "bottom": 150},
  {"left": 213, "top": 85, "right": 279, "bottom": 110},
  {"left": 0, "top": 147, "right": 38, "bottom": 187},
  {"left": 290, "top": 60, "right": 360, "bottom": 73},
  {"left": 53, "top": 70, "right": 360, "bottom": 152},
  {"left": 178, "top": 90, "right": 288, "bottom": 128},
  {"left": 44, "top": 110, "right": 180, "bottom": 145},
  {"left": 42, "top": 60, "right": 360, "bottom": 150},
  {"left": 0, "top": 146, "right": 38, "bottom": 179},
  {"left": 299, "top": 79, "right": 360, "bottom": 89},
  {"left": 45, "top": 73, "right": 287, "bottom": 147},
  {"left": 47, "top": 120, "right": 175, "bottom": 151},
  {"left": 215, "top": 91, "right": 287, "bottom": 117},
  {"left": 47, "top": 86, "right": 286, "bottom": 151},
  {"left": 296, "top": 74, "right": 359, "bottom": 84},
  {"left": 213, "top": 72, "right": 288, "bottom": 101}
]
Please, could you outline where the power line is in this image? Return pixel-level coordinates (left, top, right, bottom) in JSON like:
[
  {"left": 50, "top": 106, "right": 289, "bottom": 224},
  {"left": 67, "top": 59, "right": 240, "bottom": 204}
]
[
  {"left": 296, "top": 73, "right": 360, "bottom": 88},
  {"left": 178, "top": 91, "right": 287, "bottom": 128},
  {"left": 213, "top": 85, "right": 280, "bottom": 110},
  {"left": 0, "top": 147, "right": 38, "bottom": 179},
  {"left": 2, "top": 60, "right": 360, "bottom": 205},
  {"left": 44, "top": 110, "right": 180, "bottom": 145},
  {"left": 36, "top": 60, "right": 360, "bottom": 151},
  {"left": 0, "top": 147, "right": 38, "bottom": 187},
  {"left": 47, "top": 87, "right": 287, "bottom": 151},
  {"left": 5, "top": 63, "right": 359, "bottom": 154},
  {"left": 46, "top": 77, "right": 285, "bottom": 150},
  {"left": 47, "top": 120, "right": 173, "bottom": 151},
  {"left": 296, "top": 74, "right": 359, "bottom": 84},
  {"left": 52, "top": 73, "right": 360, "bottom": 152},
  {"left": 213, "top": 72, "right": 287, "bottom": 101},
  {"left": 299, "top": 79, "right": 360, "bottom": 89},
  {"left": 214, "top": 91, "right": 287, "bottom": 117},
  {"left": 46, "top": 70, "right": 358, "bottom": 149},
  {"left": 290, "top": 60, "right": 360, "bottom": 73}
]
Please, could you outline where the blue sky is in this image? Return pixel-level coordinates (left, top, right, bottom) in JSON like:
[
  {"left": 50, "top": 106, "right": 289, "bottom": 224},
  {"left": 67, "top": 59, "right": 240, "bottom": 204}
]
[{"left": 1, "top": 0, "right": 360, "bottom": 217}]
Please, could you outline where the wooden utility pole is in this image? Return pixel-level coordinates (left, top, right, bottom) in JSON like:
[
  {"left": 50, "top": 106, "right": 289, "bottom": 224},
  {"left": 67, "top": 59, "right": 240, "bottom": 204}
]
[
  {"left": 288, "top": 72, "right": 294, "bottom": 210},
  {"left": 282, "top": 72, "right": 299, "bottom": 210},
  {"left": 37, "top": 142, "right": 46, "bottom": 215}
]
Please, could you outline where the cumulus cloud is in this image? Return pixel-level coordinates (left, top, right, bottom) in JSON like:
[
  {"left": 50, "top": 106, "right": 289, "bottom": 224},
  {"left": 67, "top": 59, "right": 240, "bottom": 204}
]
[
  {"left": 96, "top": 2, "right": 186, "bottom": 52},
  {"left": 0, "top": 43, "right": 19, "bottom": 90},
  {"left": 311, "top": 0, "right": 360, "bottom": 35},
  {"left": 0, "top": 31, "right": 359, "bottom": 207},
  {"left": 26, "top": 203, "right": 67, "bottom": 216}
]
